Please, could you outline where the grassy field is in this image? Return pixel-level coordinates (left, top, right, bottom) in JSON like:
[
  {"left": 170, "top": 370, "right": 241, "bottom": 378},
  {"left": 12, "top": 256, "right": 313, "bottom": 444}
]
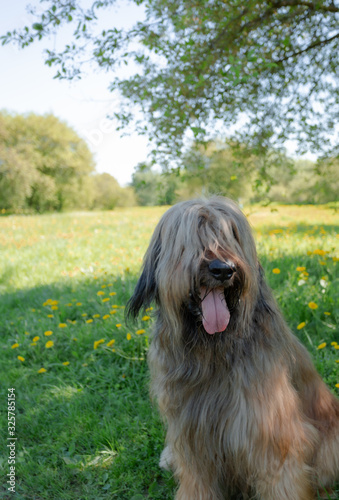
[{"left": 0, "top": 204, "right": 338, "bottom": 499}]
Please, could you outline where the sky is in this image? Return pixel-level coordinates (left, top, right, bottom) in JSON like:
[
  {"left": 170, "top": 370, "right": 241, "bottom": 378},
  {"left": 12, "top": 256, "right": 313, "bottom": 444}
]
[{"left": 0, "top": 0, "right": 149, "bottom": 187}]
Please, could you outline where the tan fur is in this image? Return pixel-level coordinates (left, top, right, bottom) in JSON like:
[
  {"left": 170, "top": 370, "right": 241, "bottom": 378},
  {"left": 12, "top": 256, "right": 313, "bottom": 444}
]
[{"left": 127, "top": 196, "right": 339, "bottom": 499}]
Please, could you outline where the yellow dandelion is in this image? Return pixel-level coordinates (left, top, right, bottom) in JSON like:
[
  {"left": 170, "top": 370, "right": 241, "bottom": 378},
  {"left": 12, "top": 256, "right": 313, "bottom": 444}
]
[
  {"left": 97, "top": 291, "right": 105, "bottom": 296},
  {"left": 272, "top": 268, "right": 280, "bottom": 274},
  {"left": 11, "top": 343, "right": 19, "bottom": 349},
  {"left": 86, "top": 319, "right": 93, "bottom": 324},
  {"left": 45, "top": 340, "right": 54, "bottom": 348},
  {"left": 58, "top": 323, "right": 67, "bottom": 328},
  {"left": 313, "top": 249, "right": 326, "bottom": 256},
  {"left": 24, "top": 331, "right": 30, "bottom": 335},
  {"left": 324, "top": 312, "right": 331, "bottom": 316},
  {"left": 30, "top": 342, "right": 37, "bottom": 346},
  {"left": 297, "top": 322, "right": 306, "bottom": 330},
  {"left": 126, "top": 333, "right": 132, "bottom": 340},
  {"left": 62, "top": 361, "right": 70, "bottom": 366},
  {"left": 93, "top": 339, "right": 105, "bottom": 349},
  {"left": 51, "top": 305, "right": 58, "bottom": 311},
  {"left": 110, "top": 310, "right": 117, "bottom": 315},
  {"left": 317, "top": 342, "right": 326, "bottom": 350},
  {"left": 44, "top": 330, "right": 53, "bottom": 336},
  {"left": 335, "top": 360, "right": 339, "bottom": 364},
  {"left": 102, "top": 298, "right": 110, "bottom": 303},
  {"left": 146, "top": 307, "right": 153, "bottom": 312},
  {"left": 308, "top": 302, "right": 318, "bottom": 310},
  {"left": 136, "top": 329, "right": 145, "bottom": 335},
  {"left": 296, "top": 266, "right": 306, "bottom": 272},
  {"left": 82, "top": 313, "right": 88, "bottom": 317},
  {"left": 103, "top": 314, "right": 110, "bottom": 320},
  {"left": 101, "top": 285, "right": 107, "bottom": 289},
  {"left": 47, "top": 314, "right": 54, "bottom": 318},
  {"left": 331, "top": 342, "right": 338, "bottom": 346},
  {"left": 106, "top": 339, "right": 115, "bottom": 347},
  {"left": 112, "top": 305, "right": 119, "bottom": 309},
  {"left": 334, "top": 345, "right": 339, "bottom": 350},
  {"left": 76, "top": 302, "right": 82, "bottom": 306},
  {"left": 336, "top": 383, "right": 339, "bottom": 388},
  {"left": 38, "top": 368, "right": 47, "bottom": 374},
  {"left": 31, "top": 308, "right": 36, "bottom": 312},
  {"left": 142, "top": 315, "right": 151, "bottom": 321},
  {"left": 93, "top": 314, "right": 101, "bottom": 318},
  {"left": 33, "top": 336, "right": 40, "bottom": 342},
  {"left": 109, "top": 292, "right": 116, "bottom": 296},
  {"left": 17, "top": 356, "right": 25, "bottom": 362}
]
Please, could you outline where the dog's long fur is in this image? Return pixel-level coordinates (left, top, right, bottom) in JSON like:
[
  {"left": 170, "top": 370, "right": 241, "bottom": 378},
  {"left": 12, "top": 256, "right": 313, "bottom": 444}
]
[{"left": 127, "top": 196, "right": 339, "bottom": 499}]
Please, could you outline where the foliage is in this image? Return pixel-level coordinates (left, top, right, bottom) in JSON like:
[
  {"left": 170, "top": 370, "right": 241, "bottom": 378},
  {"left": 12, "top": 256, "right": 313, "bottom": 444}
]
[
  {"left": 0, "top": 112, "right": 95, "bottom": 212},
  {"left": 0, "top": 206, "right": 338, "bottom": 498},
  {"left": 131, "top": 162, "right": 180, "bottom": 205},
  {"left": 92, "top": 173, "right": 136, "bottom": 209},
  {"left": 2, "top": 0, "right": 338, "bottom": 168}
]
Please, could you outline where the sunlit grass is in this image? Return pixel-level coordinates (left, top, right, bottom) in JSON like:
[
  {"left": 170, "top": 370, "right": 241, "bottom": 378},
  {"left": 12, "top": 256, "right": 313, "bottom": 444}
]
[{"left": 0, "top": 204, "right": 337, "bottom": 499}]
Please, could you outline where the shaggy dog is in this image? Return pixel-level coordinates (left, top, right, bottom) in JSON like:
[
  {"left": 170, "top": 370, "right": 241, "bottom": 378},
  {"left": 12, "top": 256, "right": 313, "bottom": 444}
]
[{"left": 127, "top": 196, "right": 339, "bottom": 499}]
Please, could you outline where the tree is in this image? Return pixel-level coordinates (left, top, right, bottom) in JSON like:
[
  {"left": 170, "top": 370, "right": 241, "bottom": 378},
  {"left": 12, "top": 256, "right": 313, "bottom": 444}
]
[
  {"left": 92, "top": 173, "right": 136, "bottom": 209},
  {"left": 0, "top": 112, "right": 95, "bottom": 212},
  {"left": 131, "top": 162, "right": 180, "bottom": 205},
  {"left": 2, "top": 0, "right": 338, "bottom": 168}
]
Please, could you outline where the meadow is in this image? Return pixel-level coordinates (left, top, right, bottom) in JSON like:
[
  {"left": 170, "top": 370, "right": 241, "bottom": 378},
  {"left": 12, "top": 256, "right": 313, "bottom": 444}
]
[{"left": 0, "top": 204, "right": 338, "bottom": 499}]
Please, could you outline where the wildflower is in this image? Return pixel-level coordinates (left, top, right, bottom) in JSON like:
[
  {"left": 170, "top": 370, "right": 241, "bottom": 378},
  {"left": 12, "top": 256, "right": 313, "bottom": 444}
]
[
  {"left": 324, "top": 312, "right": 331, "bottom": 316},
  {"left": 116, "top": 323, "right": 122, "bottom": 328},
  {"left": 331, "top": 342, "right": 338, "bottom": 346},
  {"left": 146, "top": 307, "right": 153, "bottom": 312},
  {"left": 336, "top": 383, "right": 339, "bottom": 388},
  {"left": 31, "top": 308, "right": 36, "bottom": 312},
  {"left": 62, "top": 361, "right": 70, "bottom": 366},
  {"left": 313, "top": 249, "right": 326, "bottom": 256},
  {"left": 51, "top": 306, "right": 58, "bottom": 310},
  {"left": 93, "top": 314, "right": 100, "bottom": 318},
  {"left": 76, "top": 302, "right": 82, "bottom": 306},
  {"left": 112, "top": 305, "right": 119, "bottom": 308},
  {"left": 334, "top": 345, "right": 339, "bottom": 350},
  {"left": 109, "top": 292, "right": 116, "bottom": 296},
  {"left": 33, "top": 336, "right": 40, "bottom": 342},
  {"left": 97, "top": 291, "right": 105, "bottom": 296},
  {"left": 17, "top": 356, "right": 25, "bottom": 362},
  {"left": 101, "top": 285, "right": 107, "bottom": 289},
  {"left": 82, "top": 313, "right": 88, "bottom": 317},
  {"left": 126, "top": 333, "right": 132, "bottom": 341},
  {"left": 102, "top": 298, "right": 110, "bottom": 302},
  {"left": 94, "top": 339, "right": 105, "bottom": 349},
  {"left": 297, "top": 322, "right": 306, "bottom": 330},
  {"left": 24, "top": 331, "right": 30, "bottom": 335},
  {"left": 107, "top": 339, "right": 115, "bottom": 347},
  {"left": 142, "top": 315, "right": 151, "bottom": 321},
  {"left": 44, "top": 331, "right": 53, "bottom": 336},
  {"left": 136, "top": 329, "right": 145, "bottom": 335},
  {"left": 38, "top": 368, "right": 47, "bottom": 374},
  {"left": 317, "top": 342, "right": 326, "bottom": 350},
  {"left": 296, "top": 266, "right": 306, "bottom": 272},
  {"left": 110, "top": 310, "right": 117, "bottom": 315},
  {"left": 308, "top": 302, "right": 318, "bottom": 310},
  {"left": 272, "top": 268, "right": 280, "bottom": 274},
  {"left": 58, "top": 323, "right": 67, "bottom": 328},
  {"left": 11, "top": 343, "right": 19, "bottom": 349},
  {"left": 30, "top": 342, "right": 37, "bottom": 346},
  {"left": 86, "top": 319, "right": 93, "bottom": 324},
  {"left": 45, "top": 341, "right": 54, "bottom": 348},
  {"left": 47, "top": 314, "right": 54, "bottom": 318},
  {"left": 103, "top": 315, "right": 110, "bottom": 320}
]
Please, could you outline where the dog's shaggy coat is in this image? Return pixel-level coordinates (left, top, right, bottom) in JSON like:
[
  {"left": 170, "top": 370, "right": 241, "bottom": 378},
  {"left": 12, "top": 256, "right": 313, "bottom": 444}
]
[{"left": 127, "top": 197, "right": 339, "bottom": 499}]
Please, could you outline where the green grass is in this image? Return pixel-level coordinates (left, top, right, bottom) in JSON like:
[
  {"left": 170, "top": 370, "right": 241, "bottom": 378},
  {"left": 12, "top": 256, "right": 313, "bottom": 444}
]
[{"left": 0, "top": 205, "right": 338, "bottom": 499}]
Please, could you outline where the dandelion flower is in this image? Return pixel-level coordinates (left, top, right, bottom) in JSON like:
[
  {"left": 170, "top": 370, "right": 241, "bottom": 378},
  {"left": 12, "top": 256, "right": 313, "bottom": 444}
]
[
  {"left": 47, "top": 314, "right": 54, "bottom": 318},
  {"left": 11, "top": 343, "right": 19, "bottom": 349},
  {"left": 51, "top": 306, "right": 58, "bottom": 311},
  {"left": 116, "top": 323, "right": 122, "bottom": 328},
  {"left": 86, "top": 319, "right": 93, "bottom": 324},
  {"left": 97, "top": 291, "right": 105, "bottom": 296},
  {"left": 109, "top": 292, "right": 116, "bottom": 296},
  {"left": 17, "top": 356, "right": 25, "bottom": 362},
  {"left": 24, "top": 331, "right": 30, "bottom": 335},
  {"left": 331, "top": 342, "right": 338, "bottom": 346},
  {"left": 93, "top": 314, "right": 100, "bottom": 318},
  {"left": 30, "top": 342, "right": 37, "bottom": 346},
  {"left": 296, "top": 266, "right": 306, "bottom": 272},
  {"left": 106, "top": 339, "right": 115, "bottom": 347},
  {"left": 308, "top": 302, "right": 318, "bottom": 310},
  {"left": 336, "top": 383, "right": 339, "bottom": 388},
  {"left": 94, "top": 339, "right": 105, "bottom": 349},
  {"left": 76, "top": 302, "right": 82, "bottom": 306},
  {"left": 272, "top": 268, "right": 280, "bottom": 274},
  {"left": 44, "top": 330, "right": 53, "bottom": 336},
  {"left": 33, "top": 336, "right": 40, "bottom": 342},
  {"left": 102, "top": 298, "right": 110, "bottom": 303},
  {"left": 136, "top": 329, "right": 145, "bottom": 335},
  {"left": 110, "top": 310, "right": 117, "bottom": 315},
  {"left": 82, "top": 313, "right": 88, "bottom": 317},
  {"left": 126, "top": 333, "right": 132, "bottom": 341},
  {"left": 38, "top": 368, "right": 47, "bottom": 374},
  {"left": 59, "top": 323, "right": 67, "bottom": 328},
  {"left": 103, "top": 314, "right": 110, "bottom": 320},
  {"left": 146, "top": 307, "right": 153, "bottom": 312},
  {"left": 45, "top": 341, "right": 54, "bottom": 348},
  {"left": 317, "top": 342, "right": 326, "bottom": 350},
  {"left": 324, "top": 312, "right": 331, "bottom": 316},
  {"left": 297, "top": 322, "right": 306, "bottom": 330},
  {"left": 62, "top": 361, "right": 70, "bottom": 366},
  {"left": 142, "top": 315, "right": 151, "bottom": 321}
]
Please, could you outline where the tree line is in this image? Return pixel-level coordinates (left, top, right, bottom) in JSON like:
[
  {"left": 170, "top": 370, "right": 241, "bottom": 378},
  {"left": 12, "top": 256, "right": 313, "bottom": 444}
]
[{"left": 0, "top": 111, "right": 337, "bottom": 213}]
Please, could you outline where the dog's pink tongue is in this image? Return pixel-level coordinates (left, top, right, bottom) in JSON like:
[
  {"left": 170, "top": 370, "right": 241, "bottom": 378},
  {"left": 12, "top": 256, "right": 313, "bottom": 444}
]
[{"left": 200, "top": 287, "right": 230, "bottom": 335}]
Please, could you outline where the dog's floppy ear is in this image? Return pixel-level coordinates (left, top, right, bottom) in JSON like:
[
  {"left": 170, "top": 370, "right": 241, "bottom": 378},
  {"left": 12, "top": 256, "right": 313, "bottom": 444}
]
[
  {"left": 257, "top": 262, "right": 273, "bottom": 315},
  {"left": 126, "top": 233, "right": 161, "bottom": 320}
]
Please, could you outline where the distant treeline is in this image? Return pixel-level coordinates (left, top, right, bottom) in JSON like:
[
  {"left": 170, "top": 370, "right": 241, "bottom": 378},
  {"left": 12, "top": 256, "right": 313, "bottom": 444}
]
[{"left": 1, "top": 112, "right": 338, "bottom": 213}]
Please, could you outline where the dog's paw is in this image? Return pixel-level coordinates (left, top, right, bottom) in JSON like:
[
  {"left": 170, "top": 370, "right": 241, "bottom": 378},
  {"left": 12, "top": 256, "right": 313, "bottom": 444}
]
[{"left": 159, "top": 445, "right": 174, "bottom": 471}]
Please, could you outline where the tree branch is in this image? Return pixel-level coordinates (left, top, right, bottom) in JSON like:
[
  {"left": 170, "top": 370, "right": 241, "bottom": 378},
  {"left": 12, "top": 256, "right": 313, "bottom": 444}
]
[
  {"left": 275, "top": 31, "right": 339, "bottom": 63},
  {"left": 269, "top": 0, "right": 339, "bottom": 13}
]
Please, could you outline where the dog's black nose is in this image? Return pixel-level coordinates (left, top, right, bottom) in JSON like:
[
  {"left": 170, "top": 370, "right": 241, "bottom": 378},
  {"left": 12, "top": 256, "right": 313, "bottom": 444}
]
[{"left": 209, "top": 259, "right": 235, "bottom": 281}]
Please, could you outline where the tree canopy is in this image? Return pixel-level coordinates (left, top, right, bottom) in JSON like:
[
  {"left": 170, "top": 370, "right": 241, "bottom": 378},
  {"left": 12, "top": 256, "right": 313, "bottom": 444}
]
[{"left": 2, "top": 0, "right": 338, "bottom": 165}]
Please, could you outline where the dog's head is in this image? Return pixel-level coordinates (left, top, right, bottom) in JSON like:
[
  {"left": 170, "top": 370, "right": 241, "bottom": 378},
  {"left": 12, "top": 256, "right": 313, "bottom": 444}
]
[{"left": 126, "top": 197, "right": 259, "bottom": 338}]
